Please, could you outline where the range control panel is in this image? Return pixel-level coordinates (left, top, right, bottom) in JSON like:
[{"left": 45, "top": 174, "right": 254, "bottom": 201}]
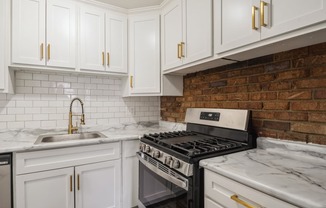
[{"left": 200, "top": 112, "right": 220, "bottom": 121}]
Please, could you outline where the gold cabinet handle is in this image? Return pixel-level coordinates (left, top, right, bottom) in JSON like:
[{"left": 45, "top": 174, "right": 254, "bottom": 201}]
[
  {"left": 130, "top": 76, "right": 133, "bottom": 88},
  {"left": 102, "top": 52, "right": 105, "bottom": 65},
  {"left": 47, "top": 44, "right": 51, "bottom": 60},
  {"left": 77, "top": 174, "right": 80, "bottom": 190},
  {"left": 181, "top": 42, "right": 185, "bottom": 58},
  {"left": 177, "top": 44, "right": 182, "bottom": 59},
  {"left": 40, "top": 43, "right": 44, "bottom": 60},
  {"left": 260, "top": 1, "right": 267, "bottom": 27},
  {"left": 107, "top": 52, "right": 110, "bottom": 66},
  {"left": 252, "top": 6, "right": 258, "bottom": 30},
  {"left": 70, "top": 175, "right": 73, "bottom": 192},
  {"left": 231, "top": 195, "right": 256, "bottom": 208}
]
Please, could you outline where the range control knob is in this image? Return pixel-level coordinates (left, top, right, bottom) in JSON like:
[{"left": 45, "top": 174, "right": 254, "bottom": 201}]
[
  {"left": 145, "top": 145, "right": 151, "bottom": 153},
  {"left": 165, "top": 156, "right": 172, "bottom": 165},
  {"left": 139, "top": 144, "right": 145, "bottom": 152},
  {"left": 172, "top": 159, "right": 181, "bottom": 169},
  {"left": 153, "top": 150, "right": 161, "bottom": 158}
]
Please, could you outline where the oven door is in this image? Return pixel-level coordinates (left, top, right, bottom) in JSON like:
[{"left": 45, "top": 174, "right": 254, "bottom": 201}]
[{"left": 137, "top": 152, "right": 191, "bottom": 208}]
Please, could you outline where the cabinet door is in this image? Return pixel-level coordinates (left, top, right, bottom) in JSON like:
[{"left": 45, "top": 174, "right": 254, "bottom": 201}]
[
  {"left": 184, "top": 0, "right": 213, "bottom": 64},
  {"left": 161, "top": 0, "right": 183, "bottom": 71},
  {"left": 47, "top": 0, "right": 76, "bottom": 68},
  {"left": 261, "top": 0, "right": 326, "bottom": 39},
  {"left": 122, "top": 140, "right": 139, "bottom": 208},
  {"left": 106, "top": 13, "right": 127, "bottom": 74},
  {"left": 215, "top": 0, "right": 261, "bottom": 53},
  {"left": 0, "top": 0, "right": 5, "bottom": 90},
  {"left": 129, "top": 13, "right": 161, "bottom": 94},
  {"left": 12, "top": 0, "right": 45, "bottom": 65},
  {"left": 75, "top": 160, "right": 121, "bottom": 208},
  {"left": 16, "top": 167, "right": 74, "bottom": 208},
  {"left": 80, "top": 5, "right": 105, "bottom": 71}
]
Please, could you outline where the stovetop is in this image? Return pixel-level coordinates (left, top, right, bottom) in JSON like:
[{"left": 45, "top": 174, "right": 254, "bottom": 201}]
[{"left": 143, "top": 131, "right": 244, "bottom": 157}]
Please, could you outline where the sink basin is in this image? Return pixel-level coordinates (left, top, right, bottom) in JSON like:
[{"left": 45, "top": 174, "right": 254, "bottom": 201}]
[{"left": 35, "top": 132, "right": 107, "bottom": 144}]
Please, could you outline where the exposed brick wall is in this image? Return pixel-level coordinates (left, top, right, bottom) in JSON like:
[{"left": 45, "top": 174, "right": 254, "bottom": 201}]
[{"left": 161, "top": 42, "right": 326, "bottom": 145}]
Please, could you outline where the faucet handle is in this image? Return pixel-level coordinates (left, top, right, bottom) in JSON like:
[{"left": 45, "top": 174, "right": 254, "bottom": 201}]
[{"left": 80, "top": 114, "right": 85, "bottom": 125}]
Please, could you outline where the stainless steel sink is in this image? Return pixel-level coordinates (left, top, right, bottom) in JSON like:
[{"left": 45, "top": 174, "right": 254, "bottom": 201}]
[{"left": 35, "top": 131, "right": 107, "bottom": 144}]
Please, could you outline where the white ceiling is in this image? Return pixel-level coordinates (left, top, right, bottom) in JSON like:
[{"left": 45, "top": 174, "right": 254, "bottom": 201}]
[{"left": 95, "top": 0, "right": 164, "bottom": 9}]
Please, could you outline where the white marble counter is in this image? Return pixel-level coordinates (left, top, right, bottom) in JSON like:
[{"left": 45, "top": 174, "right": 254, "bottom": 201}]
[
  {"left": 0, "top": 121, "right": 186, "bottom": 153},
  {"left": 200, "top": 137, "right": 326, "bottom": 208}
]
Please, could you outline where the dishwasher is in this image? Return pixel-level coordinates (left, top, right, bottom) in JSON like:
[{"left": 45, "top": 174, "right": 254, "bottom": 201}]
[{"left": 0, "top": 154, "right": 12, "bottom": 208}]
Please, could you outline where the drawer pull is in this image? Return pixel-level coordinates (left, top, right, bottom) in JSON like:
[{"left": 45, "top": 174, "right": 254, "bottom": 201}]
[
  {"left": 40, "top": 43, "right": 44, "bottom": 60},
  {"left": 70, "top": 175, "right": 73, "bottom": 192},
  {"left": 47, "top": 44, "right": 51, "bottom": 60},
  {"left": 260, "top": 1, "right": 268, "bottom": 27},
  {"left": 77, "top": 174, "right": 80, "bottom": 190},
  {"left": 252, "top": 6, "right": 258, "bottom": 30},
  {"left": 177, "top": 43, "right": 182, "bottom": 59},
  {"left": 231, "top": 195, "right": 256, "bottom": 208}
]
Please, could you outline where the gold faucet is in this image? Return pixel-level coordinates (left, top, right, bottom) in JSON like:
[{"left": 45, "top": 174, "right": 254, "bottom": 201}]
[{"left": 68, "top": 98, "right": 85, "bottom": 134}]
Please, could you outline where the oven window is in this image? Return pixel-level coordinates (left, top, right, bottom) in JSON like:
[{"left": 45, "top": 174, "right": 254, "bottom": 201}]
[{"left": 139, "top": 162, "right": 189, "bottom": 208}]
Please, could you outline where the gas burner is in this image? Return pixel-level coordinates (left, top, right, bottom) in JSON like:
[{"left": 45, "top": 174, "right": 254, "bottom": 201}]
[{"left": 143, "top": 131, "right": 244, "bottom": 157}]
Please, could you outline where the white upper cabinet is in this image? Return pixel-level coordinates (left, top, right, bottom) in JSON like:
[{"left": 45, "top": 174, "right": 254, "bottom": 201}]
[
  {"left": 106, "top": 13, "right": 128, "bottom": 73},
  {"left": 215, "top": 0, "right": 326, "bottom": 54},
  {"left": 215, "top": 0, "right": 261, "bottom": 53},
  {"left": 161, "top": 0, "right": 213, "bottom": 71},
  {"left": 128, "top": 11, "right": 161, "bottom": 94},
  {"left": 12, "top": 0, "right": 76, "bottom": 68},
  {"left": 184, "top": 0, "right": 213, "bottom": 64},
  {"left": 161, "top": 0, "right": 183, "bottom": 70},
  {"left": 47, "top": 0, "right": 76, "bottom": 68},
  {"left": 80, "top": 5, "right": 106, "bottom": 71},
  {"left": 80, "top": 4, "right": 127, "bottom": 73},
  {"left": 0, "top": 0, "right": 5, "bottom": 91},
  {"left": 12, "top": 0, "right": 45, "bottom": 66},
  {"left": 261, "top": 0, "right": 326, "bottom": 39}
]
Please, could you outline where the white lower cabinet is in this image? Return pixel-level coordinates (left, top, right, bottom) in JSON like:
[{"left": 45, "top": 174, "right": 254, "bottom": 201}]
[
  {"left": 14, "top": 143, "right": 121, "bottom": 208},
  {"left": 16, "top": 167, "right": 75, "bottom": 208},
  {"left": 204, "top": 169, "right": 298, "bottom": 208},
  {"left": 75, "top": 160, "right": 121, "bottom": 208},
  {"left": 122, "top": 140, "right": 139, "bottom": 208}
]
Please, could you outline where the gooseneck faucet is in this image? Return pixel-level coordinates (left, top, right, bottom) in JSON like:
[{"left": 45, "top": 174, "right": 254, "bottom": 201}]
[{"left": 68, "top": 97, "right": 85, "bottom": 134}]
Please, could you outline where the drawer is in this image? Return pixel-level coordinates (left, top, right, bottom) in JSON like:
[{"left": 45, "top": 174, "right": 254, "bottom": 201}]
[
  {"left": 15, "top": 142, "right": 120, "bottom": 175},
  {"left": 205, "top": 169, "right": 298, "bottom": 208}
]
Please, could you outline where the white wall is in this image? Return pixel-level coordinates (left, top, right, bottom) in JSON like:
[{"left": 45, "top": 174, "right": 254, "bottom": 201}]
[{"left": 0, "top": 71, "right": 160, "bottom": 129}]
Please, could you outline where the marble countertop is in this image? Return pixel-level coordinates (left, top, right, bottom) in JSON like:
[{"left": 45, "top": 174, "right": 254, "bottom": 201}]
[
  {"left": 0, "top": 121, "right": 186, "bottom": 153},
  {"left": 200, "top": 137, "right": 326, "bottom": 208}
]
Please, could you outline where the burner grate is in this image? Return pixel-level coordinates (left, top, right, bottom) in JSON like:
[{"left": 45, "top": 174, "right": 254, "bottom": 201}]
[{"left": 143, "top": 131, "right": 244, "bottom": 157}]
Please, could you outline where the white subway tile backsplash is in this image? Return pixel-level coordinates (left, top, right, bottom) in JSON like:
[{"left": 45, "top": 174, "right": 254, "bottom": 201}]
[
  {"left": 0, "top": 71, "right": 160, "bottom": 129},
  {"left": 25, "top": 121, "right": 41, "bottom": 128},
  {"left": 16, "top": 72, "right": 32, "bottom": 80},
  {"left": 7, "top": 122, "right": 25, "bottom": 129},
  {"left": 25, "top": 80, "right": 41, "bottom": 87},
  {"left": 33, "top": 74, "right": 49, "bottom": 81},
  {"left": 7, "top": 108, "right": 25, "bottom": 115},
  {"left": 16, "top": 114, "right": 33, "bottom": 121},
  {"left": 49, "top": 75, "right": 64, "bottom": 81},
  {"left": 0, "top": 122, "right": 7, "bottom": 129},
  {"left": 16, "top": 87, "right": 33, "bottom": 94},
  {"left": 33, "top": 114, "right": 49, "bottom": 121}
]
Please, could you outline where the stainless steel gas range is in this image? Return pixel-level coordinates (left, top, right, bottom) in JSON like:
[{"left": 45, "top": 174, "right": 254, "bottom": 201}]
[{"left": 137, "top": 108, "right": 256, "bottom": 208}]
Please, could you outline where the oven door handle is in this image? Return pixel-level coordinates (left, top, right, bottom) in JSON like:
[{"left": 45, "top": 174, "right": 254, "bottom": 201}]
[{"left": 137, "top": 153, "right": 189, "bottom": 191}]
